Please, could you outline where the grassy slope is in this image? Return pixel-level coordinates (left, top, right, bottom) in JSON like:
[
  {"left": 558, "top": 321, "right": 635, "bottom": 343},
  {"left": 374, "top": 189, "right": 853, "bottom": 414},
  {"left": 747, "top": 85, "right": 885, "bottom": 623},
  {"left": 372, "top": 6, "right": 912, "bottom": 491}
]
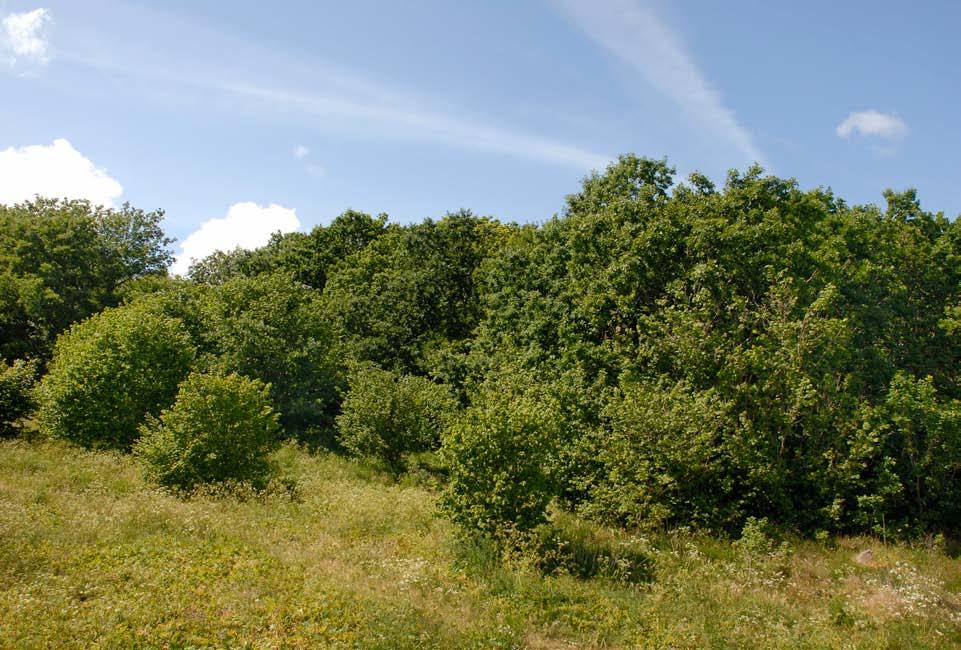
[{"left": 0, "top": 440, "right": 959, "bottom": 649}]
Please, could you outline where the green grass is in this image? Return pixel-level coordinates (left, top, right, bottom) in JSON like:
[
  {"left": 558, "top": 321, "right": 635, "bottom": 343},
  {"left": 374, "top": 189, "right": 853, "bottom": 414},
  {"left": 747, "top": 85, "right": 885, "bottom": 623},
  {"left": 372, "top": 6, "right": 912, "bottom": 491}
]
[{"left": 1, "top": 440, "right": 959, "bottom": 648}]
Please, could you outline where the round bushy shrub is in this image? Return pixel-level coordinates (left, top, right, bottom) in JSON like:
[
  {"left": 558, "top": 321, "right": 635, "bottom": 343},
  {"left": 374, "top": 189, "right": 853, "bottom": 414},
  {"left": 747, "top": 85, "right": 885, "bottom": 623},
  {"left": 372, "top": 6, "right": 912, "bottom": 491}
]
[
  {"left": 0, "top": 358, "right": 38, "bottom": 436},
  {"left": 135, "top": 372, "right": 281, "bottom": 491},
  {"left": 440, "top": 372, "right": 562, "bottom": 542},
  {"left": 36, "top": 303, "right": 195, "bottom": 449},
  {"left": 337, "top": 364, "right": 456, "bottom": 471}
]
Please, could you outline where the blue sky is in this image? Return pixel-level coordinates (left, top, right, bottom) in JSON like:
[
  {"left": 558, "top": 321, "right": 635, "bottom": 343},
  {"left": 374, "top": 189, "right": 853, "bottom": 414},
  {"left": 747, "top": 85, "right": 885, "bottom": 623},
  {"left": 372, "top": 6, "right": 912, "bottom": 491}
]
[{"left": 1, "top": 0, "right": 958, "bottom": 271}]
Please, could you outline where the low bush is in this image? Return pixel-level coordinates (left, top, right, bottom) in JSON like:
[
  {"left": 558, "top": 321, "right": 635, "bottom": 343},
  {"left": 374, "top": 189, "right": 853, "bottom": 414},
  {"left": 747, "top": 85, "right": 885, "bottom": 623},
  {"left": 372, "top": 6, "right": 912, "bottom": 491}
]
[
  {"left": 135, "top": 372, "right": 281, "bottom": 491},
  {"left": 588, "top": 379, "right": 740, "bottom": 532},
  {"left": 0, "top": 358, "right": 37, "bottom": 436},
  {"left": 337, "top": 364, "right": 456, "bottom": 472},
  {"left": 440, "top": 370, "right": 562, "bottom": 544},
  {"left": 36, "top": 302, "right": 195, "bottom": 449},
  {"left": 845, "top": 373, "right": 961, "bottom": 535},
  {"left": 530, "top": 519, "right": 652, "bottom": 583}
]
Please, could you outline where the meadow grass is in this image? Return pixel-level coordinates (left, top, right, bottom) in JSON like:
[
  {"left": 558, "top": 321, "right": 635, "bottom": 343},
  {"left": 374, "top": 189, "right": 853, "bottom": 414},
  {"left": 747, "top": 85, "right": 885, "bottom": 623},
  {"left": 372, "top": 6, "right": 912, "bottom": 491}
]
[{"left": 0, "top": 439, "right": 959, "bottom": 648}]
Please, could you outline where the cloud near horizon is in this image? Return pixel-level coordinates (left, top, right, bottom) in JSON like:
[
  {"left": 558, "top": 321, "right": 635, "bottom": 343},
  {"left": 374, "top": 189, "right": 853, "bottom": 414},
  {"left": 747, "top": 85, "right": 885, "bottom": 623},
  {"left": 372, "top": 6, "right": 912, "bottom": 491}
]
[
  {"left": 836, "top": 110, "right": 907, "bottom": 140},
  {"left": 0, "top": 139, "right": 123, "bottom": 206},
  {"left": 2, "top": 7, "right": 51, "bottom": 67},
  {"left": 171, "top": 202, "right": 301, "bottom": 275}
]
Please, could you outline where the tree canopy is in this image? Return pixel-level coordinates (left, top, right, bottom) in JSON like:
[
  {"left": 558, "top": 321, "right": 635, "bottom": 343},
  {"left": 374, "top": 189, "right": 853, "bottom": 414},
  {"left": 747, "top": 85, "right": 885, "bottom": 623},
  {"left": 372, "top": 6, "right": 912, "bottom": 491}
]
[
  {"left": 5, "top": 155, "right": 961, "bottom": 537},
  {"left": 0, "top": 198, "right": 172, "bottom": 360}
]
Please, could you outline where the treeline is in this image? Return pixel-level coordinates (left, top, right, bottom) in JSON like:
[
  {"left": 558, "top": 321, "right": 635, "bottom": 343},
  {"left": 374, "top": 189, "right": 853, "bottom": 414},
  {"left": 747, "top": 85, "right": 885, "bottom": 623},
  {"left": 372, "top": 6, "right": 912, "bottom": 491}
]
[{"left": 2, "top": 156, "right": 960, "bottom": 543}]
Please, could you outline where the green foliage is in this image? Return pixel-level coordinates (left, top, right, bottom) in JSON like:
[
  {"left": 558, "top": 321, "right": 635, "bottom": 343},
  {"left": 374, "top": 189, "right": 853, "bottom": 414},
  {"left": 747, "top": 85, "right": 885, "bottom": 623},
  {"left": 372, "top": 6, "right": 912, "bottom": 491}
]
[
  {"left": 292, "top": 210, "right": 391, "bottom": 290},
  {"left": 6, "top": 154, "right": 961, "bottom": 540},
  {"left": 837, "top": 373, "right": 961, "bottom": 534},
  {"left": 468, "top": 155, "right": 961, "bottom": 537},
  {"left": 187, "top": 210, "right": 389, "bottom": 290},
  {"left": 735, "top": 517, "right": 776, "bottom": 554},
  {"left": 590, "top": 379, "right": 740, "bottom": 531},
  {"left": 196, "top": 273, "right": 342, "bottom": 444},
  {"left": 36, "top": 301, "right": 195, "bottom": 449},
  {"left": 0, "top": 198, "right": 173, "bottom": 360},
  {"left": 336, "top": 364, "right": 456, "bottom": 471},
  {"left": 530, "top": 517, "right": 652, "bottom": 583},
  {"left": 106, "top": 273, "right": 342, "bottom": 445},
  {"left": 440, "top": 370, "right": 562, "bottom": 542},
  {"left": 0, "top": 358, "right": 38, "bottom": 436},
  {"left": 323, "top": 211, "right": 512, "bottom": 373},
  {"left": 135, "top": 372, "right": 281, "bottom": 491}
]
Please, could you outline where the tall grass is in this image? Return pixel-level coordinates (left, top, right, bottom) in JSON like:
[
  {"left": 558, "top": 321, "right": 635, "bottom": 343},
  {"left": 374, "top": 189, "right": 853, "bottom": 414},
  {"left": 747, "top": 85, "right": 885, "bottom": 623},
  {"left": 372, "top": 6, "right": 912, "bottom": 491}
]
[{"left": 0, "top": 439, "right": 958, "bottom": 648}]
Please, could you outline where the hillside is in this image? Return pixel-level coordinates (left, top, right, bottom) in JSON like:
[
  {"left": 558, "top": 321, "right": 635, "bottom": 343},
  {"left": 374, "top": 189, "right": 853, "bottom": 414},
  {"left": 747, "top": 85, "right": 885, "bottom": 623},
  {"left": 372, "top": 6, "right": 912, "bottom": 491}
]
[{"left": 2, "top": 440, "right": 959, "bottom": 648}]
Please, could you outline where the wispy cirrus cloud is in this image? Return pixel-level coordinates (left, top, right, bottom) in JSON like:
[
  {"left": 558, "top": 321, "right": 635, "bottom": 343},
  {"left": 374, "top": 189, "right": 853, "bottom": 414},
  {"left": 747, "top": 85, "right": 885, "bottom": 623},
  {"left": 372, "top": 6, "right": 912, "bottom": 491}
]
[
  {"left": 64, "top": 49, "right": 613, "bottom": 170},
  {"left": 551, "top": 0, "right": 765, "bottom": 166},
  {"left": 2, "top": 7, "right": 51, "bottom": 68},
  {"left": 219, "top": 81, "right": 610, "bottom": 170},
  {"left": 836, "top": 110, "right": 907, "bottom": 140},
  {"left": 56, "top": 2, "right": 610, "bottom": 173}
]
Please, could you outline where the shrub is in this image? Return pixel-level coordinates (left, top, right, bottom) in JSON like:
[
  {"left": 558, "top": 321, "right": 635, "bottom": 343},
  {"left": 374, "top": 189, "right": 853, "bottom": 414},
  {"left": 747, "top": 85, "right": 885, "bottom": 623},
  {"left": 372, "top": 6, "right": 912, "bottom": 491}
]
[
  {"left": 337, "top": 364, "right": 456, "bottom": 471},
  {"left": 530, "top": 519, "right": 652, "bottom": 583},
  {"left": 135, "top": 372, "right": 281, "bottom": 491},
  {"left": 36, "top": 303, "right": 195, "bottom": 449},
  {"left": 839, "top": 373, "right": 961, "bottom": 535},
  {"left": 735, "top": 517, "right": 775, "bottom": 554},
  {"left": 198, "top": 273, "right": 342, "bottom": 445},
  {"left": 440, "top": 371, "right": 562, "bottom": 543},
  {"left": 588, "top": 379, "right": 740, "bottom": 531},
  {"left": 0, "top": 358, "right": 38, "bottom": 436}
]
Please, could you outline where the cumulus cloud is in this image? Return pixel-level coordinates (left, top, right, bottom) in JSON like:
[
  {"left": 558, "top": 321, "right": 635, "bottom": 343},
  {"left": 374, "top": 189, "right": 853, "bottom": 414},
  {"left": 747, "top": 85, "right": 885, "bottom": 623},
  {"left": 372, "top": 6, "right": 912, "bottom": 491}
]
[
  {"left": 836, "top": 110, "right": 907, "bottom": 140},
  {"left": 171, "top": 202, "right": 301, "bottom": 275},
  {"left": 2, "top": 8, "right": 51, "bottom": 67},
  {"left": 293, "top": 144, "right": 309, "bottom": 159},
  {"left": 0, "top": 138, "right": 123, "bottom": 206}
]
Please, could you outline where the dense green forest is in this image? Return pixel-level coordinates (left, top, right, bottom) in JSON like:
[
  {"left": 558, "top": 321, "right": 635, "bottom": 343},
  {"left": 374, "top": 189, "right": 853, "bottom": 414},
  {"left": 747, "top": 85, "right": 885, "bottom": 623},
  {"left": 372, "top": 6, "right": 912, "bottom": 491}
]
[{"left": 3, "top": 155, "right": 960, "bottom": 545}]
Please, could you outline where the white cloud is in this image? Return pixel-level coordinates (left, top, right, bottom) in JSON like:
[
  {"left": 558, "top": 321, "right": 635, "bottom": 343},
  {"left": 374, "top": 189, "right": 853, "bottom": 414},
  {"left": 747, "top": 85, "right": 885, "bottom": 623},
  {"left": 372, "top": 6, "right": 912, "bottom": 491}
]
[
  {"left": 2, "top": 8, "right": 51, "bottom": 66},
  {"left": 836, "top": 110, "right": 907, "bottom": 140},
  {"left": 292, "top": 144, "right": 325, "bottom": 177},
  {"left": 64, "top": 46, "right": 611, "bottom": 171},
  {"left": 171, "top": 202, "right": 301, "bottom": 275},
  {"left": 224, "top": 81, "right": 611, "bottom": 170},
  {"left": 0, "top": 138, "right": 123, "bottom": 206},
  {"left": 551, "top": 0, "right": 765, "bottom": 166}
]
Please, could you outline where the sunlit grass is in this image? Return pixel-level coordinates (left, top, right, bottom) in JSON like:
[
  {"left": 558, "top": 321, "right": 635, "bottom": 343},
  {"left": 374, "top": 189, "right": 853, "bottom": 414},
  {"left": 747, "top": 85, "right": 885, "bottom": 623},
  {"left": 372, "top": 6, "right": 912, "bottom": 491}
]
[{"left": 1, "top": 439, "right": 959, "bottom": 648}]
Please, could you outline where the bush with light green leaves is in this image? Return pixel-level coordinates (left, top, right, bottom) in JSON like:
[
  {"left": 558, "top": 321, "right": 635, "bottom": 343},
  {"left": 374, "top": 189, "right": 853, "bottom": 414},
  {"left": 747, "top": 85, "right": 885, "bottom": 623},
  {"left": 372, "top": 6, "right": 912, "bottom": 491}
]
[
  {"left": 0, "top": 358, "right": 38, "bottom": 437},
  {"left": 336, "top": 364, "right": 456, "bottom": 472},
  {"left": 36, "top": 302, "right": 195, "bottom": 449},
  {"left": 440, "top": 370, "right": 562, "bottom": 543},
  {"left": 198, "top": 272, "right": 342, "bottom": 445},
  {"left": 135, "top": 372, "right": 281, "bottom": 491}
]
